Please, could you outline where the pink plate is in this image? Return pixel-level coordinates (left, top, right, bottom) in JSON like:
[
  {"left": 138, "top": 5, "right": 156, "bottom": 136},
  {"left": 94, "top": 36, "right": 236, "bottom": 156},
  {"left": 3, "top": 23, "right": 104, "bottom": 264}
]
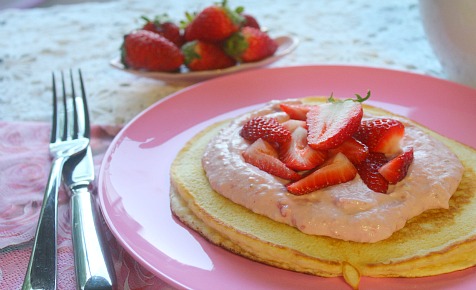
[{"left": 98, "top": 65, "right": 476, "bottom": 290}]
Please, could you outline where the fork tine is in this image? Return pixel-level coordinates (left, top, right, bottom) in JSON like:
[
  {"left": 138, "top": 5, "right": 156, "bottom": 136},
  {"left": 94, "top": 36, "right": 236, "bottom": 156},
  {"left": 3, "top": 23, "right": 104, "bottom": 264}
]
[
  {"left": 69, "top": 69, "right": 90, "bottom": 139},
  {"left": 51, "top": 73, "right": 58, "bottom": 144},
  {"left": 52, "top": 69, "right": 90, "bottom": 147},
  {"left": 69, "top": 69, "right": 79, "bottom": 139},
  {"left": 60, "top": 71, "right": 68, "bottom": 141},
  {"left": 78, "top": 69, "right": 91, "bottom": 139}
]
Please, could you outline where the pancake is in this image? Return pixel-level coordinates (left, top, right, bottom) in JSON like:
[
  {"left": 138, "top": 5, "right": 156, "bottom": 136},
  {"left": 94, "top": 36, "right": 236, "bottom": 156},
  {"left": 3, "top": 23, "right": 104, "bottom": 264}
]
[{"left": 170, "top": 98, "right": 476, "bottom": 289}]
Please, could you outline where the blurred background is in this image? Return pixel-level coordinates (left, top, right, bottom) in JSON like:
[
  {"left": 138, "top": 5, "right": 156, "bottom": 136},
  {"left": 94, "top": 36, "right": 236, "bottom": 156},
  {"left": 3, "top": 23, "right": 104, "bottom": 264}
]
[{"left": 0, "top": 0, "right": 111, "bottom": 9}]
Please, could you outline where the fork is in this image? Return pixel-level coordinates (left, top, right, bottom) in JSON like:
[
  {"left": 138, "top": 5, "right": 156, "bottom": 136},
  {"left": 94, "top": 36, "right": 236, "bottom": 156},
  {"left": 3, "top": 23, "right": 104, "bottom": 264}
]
[{"left": 22, "top": 71, "right": 90, "bottom": 290}]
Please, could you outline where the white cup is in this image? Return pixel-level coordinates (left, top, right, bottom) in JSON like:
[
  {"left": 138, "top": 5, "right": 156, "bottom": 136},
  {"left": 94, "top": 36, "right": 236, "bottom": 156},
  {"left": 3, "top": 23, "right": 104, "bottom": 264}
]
[{"left": 419, "top": 0, "right": 476, "bottom": 88}]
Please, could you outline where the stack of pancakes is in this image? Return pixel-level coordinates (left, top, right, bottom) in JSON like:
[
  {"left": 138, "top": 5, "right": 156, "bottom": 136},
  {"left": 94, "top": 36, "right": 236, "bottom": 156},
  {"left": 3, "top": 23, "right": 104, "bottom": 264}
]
[{"left": 170, "top": 99, "right": 476, "bottom": 289}]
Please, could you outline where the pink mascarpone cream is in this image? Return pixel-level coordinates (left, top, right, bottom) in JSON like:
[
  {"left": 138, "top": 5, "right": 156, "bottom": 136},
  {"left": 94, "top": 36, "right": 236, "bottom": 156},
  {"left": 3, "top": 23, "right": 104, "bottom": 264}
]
[{"left": 201, "top": 100, "right": 464, "bottom": 243}]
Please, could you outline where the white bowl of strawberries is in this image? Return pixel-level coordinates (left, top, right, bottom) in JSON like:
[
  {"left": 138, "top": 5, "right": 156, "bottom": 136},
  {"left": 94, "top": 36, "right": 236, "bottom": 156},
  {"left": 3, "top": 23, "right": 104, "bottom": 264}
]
[{"left": 110, "top": 2, "right": 298, "bottom": 84}]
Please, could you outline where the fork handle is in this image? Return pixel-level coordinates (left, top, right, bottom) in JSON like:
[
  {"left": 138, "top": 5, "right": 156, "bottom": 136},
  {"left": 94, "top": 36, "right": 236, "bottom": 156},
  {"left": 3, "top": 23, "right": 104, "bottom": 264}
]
[
  {"left": 71, "top": 185, "right": 116, "bottom": 290},
  {"left": 23, "top": 157, "right": 65, "bottom": 290}
]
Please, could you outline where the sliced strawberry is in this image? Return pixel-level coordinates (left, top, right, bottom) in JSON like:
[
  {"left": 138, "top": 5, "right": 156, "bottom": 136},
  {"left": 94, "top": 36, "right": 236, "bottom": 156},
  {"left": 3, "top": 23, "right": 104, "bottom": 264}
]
[
  {"left": 307, "top": 100, "right": 363, "bottom": 150},
  {"left": 356, "top": 152, "right": 389, "bottom": 193},
  {"left": 240, "top": 116, "right": 291, "bottom": 144},
  {"left": 378, "top": 147, "right": 414, "bottom": 184},
  {"left": 243, "top": 138, "right": 301, "bottom": 181},
  {"left": 281, "top": 119, "right": 307, "bottom": 132},
  {"left": 279, "top": 126, "right": 327, "bottom": 171},
  {"left": 286, "top": 153, "right": 357, "bottom": 195},
  {"left": 279, "top": 103, "right": 317, "bottom": 120},
  {"left": 354, "top": 118, "right": 404, "bottom": 156},
  {"left": 329, "top": 137, "right": 369, "bottom": 165}
]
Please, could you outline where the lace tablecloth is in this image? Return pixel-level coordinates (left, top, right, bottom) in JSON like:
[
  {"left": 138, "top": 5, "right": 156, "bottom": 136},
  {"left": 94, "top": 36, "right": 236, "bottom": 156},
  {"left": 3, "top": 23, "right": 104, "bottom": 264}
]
[
  {"left": 0, "top": 0, "right": 444, "bottom": 126},
  {"left": 0, "top": 0, "right": 446, "bottom": 289}
]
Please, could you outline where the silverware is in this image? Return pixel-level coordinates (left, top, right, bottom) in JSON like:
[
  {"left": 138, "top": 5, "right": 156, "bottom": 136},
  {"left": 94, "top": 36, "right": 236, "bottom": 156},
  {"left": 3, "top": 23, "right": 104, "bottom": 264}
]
[
  {"left": 62, "top": 69, "right": 117, "bottom": 290},
  {"left": 23, "top": 71, "right": 90, "bottom": 290}
]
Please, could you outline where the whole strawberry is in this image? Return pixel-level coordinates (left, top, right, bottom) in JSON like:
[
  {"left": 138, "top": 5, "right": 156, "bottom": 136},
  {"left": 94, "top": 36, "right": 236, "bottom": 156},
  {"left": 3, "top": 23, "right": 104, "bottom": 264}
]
[
  {"left": 223, "top": 27, "right": 277, "bottom": 62},
  {"left": 121, "top": 30, "right": 184, "bottom": 72},
  {"left": 184, "top": 0, "right": 244, "bottom": 42},
  {"left": 141, "top": 15, "right": 184, "bottom": 47},
  {"left": 181, "top": 40, "right": 236, "bottom": 71},
  {"left": 233, "top": 5, "right": 260, "bottom": 29},
  {"left": 242, "top": 13, "right": 260, "bottom": 29}
]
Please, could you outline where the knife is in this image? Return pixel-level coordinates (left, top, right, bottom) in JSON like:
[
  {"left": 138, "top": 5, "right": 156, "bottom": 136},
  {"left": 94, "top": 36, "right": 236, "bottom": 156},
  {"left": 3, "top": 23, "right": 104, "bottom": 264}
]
[{"left": 63, "top": 71, "right": 116, "bottom": 290}]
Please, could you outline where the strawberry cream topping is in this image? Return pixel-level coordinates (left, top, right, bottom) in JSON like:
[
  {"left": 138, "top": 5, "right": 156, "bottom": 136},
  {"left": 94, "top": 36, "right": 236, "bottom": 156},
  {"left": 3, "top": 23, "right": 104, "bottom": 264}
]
[{"left": 201, "top": 99, "right": 464, "bottom": 243}]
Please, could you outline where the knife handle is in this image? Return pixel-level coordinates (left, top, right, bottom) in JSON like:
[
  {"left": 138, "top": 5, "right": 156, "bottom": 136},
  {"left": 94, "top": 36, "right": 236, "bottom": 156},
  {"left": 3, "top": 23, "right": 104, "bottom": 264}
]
[
  {"left": 71, "top": 185, "right": 116, "bottom": 290},
  {"left": 23, "top": 158, "right": 63, "bottom": 290}
]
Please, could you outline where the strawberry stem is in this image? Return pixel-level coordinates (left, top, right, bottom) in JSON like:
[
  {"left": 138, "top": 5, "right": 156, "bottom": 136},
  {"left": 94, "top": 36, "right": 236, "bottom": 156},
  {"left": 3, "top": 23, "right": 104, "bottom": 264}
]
[
  {"left": 327, "top": 90, "right": 371, "bottom": 103},
  {"left": 141, "top": 14, "right": 171, "bottom": 25},
  {"left": 353, "top": 90, "right": 371, "bottom": 103},
  {"left": 180, "top": 11, "right": 196, "bottom": 29},
  {"left": 141, "top": 15, "right": 151, "bottom": 23},
  {"left": 235, "top": 6, "right": 245, "bottom": 14}
]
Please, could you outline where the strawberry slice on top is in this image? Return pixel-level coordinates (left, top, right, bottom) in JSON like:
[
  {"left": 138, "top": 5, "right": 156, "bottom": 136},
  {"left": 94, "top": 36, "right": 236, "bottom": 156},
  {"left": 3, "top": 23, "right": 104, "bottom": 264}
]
[
  {"left": 279, "top": 126, "right": 327, "bottom": 171},
  {"left": 356, "top": 152, "right": 390, "bottom": 193},
  {"left": 286, "top": 152, "right": 357, "bottom": 195},
  {"left": 281, "top": 119, "right": 307, "bottom": 132},
  {"left": 279, "top": 103, "right": 317, "bottom": 121},
  {"left": 307, "top": 93, "right": 369, "bottom": 150},
  {"left": 379, "top": 147, "right": 414, "bottom": 184},
  {"left": 243, "top": 138, "right": 301, "bottom": 181},
  {"left": 329, "top": 137, "right": 369, "bottom": 165},
  {"left": 240, "top": 116, "right": 291, "bottom": 145},
  {"left": 354, "top": 118, "right": 405, "bottom": 156}
]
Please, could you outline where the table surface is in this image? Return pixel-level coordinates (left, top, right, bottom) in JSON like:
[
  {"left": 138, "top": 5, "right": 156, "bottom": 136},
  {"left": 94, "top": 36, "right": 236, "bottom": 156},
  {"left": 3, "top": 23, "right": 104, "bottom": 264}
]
[
  {"left": 0, "top": 0, "right": 445, "bottom": 127},
  {"left": 0, "top": 0, "right": 458, "bottom": 289}
]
